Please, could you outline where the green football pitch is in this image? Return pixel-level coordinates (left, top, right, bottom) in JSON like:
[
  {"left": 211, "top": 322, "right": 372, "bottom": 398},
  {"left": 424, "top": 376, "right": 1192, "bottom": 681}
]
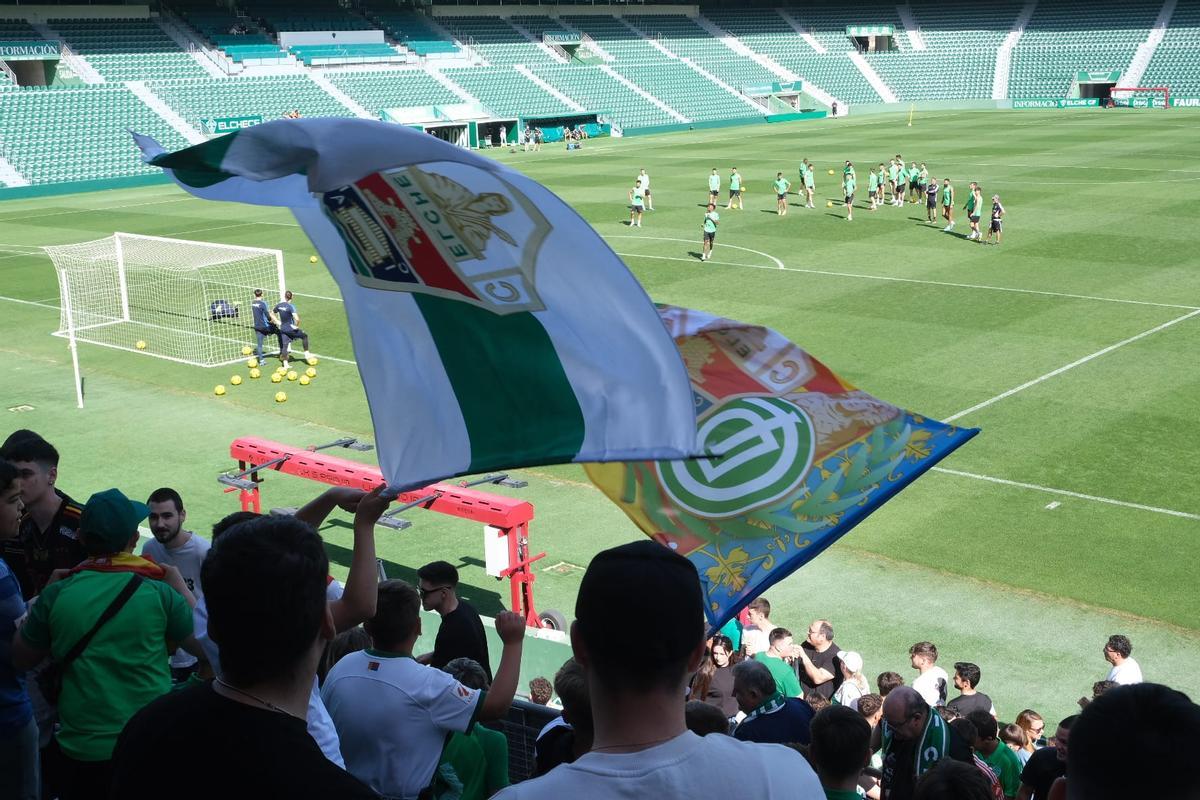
[{"left": 2, "top": 109, "right": 1198, "bottom": 722}]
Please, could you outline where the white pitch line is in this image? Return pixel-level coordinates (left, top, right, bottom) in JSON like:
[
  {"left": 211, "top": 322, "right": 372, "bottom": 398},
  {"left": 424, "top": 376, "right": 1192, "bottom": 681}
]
[
  {"left": 0, "top": 195, "right": 194, "bottom": 225},
  {"left": 0, "top": 293, "right": 360, "bottom": 365},
  {"left": 157, "top": 221, "right": 260, "bottom": 238},
  {"left": 944, "top": 309, "right": 1200, "bottom": 422},
  {"left": 932, "top": 467, "right": 1200, "bottom": 521},
  {"left": 610, "top": 234, "right": 785, "bottom": 268},
  {"left": 616, "top": 240, "right": 1199, "bottom": 311},
  {"left": 0, "top": 295, "right": 57, "bottom": 310}
]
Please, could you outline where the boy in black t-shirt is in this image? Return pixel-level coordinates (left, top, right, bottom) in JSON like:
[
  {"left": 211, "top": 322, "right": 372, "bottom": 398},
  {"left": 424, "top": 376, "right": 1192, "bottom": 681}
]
[{"left": 417, "top": 560, "right": 493, "bottom": 681}]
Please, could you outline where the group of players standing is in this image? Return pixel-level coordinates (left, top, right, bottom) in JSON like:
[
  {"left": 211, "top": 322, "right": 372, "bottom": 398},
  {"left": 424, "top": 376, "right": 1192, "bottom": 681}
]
[
  {"left": 626, "top": 158, "right": 1007, "bottom": 263},
  {"left": 834, "top": 156, "right": 1005, "bottom": 244}
]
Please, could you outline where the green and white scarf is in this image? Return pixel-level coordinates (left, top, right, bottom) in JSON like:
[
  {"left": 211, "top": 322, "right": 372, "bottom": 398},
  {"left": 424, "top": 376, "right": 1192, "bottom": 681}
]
[
  {"left": 741, "top": 691, "right": 786, "bottom": 726},
  {"left": 881, "top": 707, "right": 949, "bottom": 778}
]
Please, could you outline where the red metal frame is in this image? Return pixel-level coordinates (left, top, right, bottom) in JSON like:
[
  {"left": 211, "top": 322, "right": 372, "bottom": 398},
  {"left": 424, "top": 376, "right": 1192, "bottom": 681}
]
[{"left": 226, "top": 436, "right": 548, "bottom": 627}]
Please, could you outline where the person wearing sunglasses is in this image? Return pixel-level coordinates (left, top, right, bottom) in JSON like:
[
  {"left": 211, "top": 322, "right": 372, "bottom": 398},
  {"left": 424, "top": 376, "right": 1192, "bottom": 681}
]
[{"left": 416, "top": 561, "right": 492, "bottom": 683}]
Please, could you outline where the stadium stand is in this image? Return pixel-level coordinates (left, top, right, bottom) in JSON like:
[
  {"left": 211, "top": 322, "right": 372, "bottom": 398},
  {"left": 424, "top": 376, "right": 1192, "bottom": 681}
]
[
  {"left": 148, "top": 75, "right": 356, "bottom": 124},
  {"left": 0, "top": 86, "right": 189, "bottom": 183},
  {"left": 611, "top": 59, "right": 758, "bottom": 122},
  {"left": 1141, "top": 2, "right": 1200, "bottom": 98},
  {"left": 1009, "top": 0, "right": 1160, "bottom": 98},
  {"left": 2, "top": 0, "right": 1199, "bottom": 188},
  {"left": 48, "top": 17, "right": 211, "bottom": 83},
  {"left": 860, "top": 0, "right": 1022, "bottom": 100},
  {"left": 528, "top": 64, "right": 676, "bottom": 128},
  {"left": 562, "top": 15, "right": 667, "bottom": 63},
  {"left": 632, "top": 15, "right": 779, "bottom": 89},
  {"left": 439, "top": 66, "right": 574, "bottom": 117},
  {"left": 242, "top": 1, "right": 375, "bottom": 34},
  {"left": 435, "top": 16, "right": 558, "bottom": 66},
  {"left": 326, "top": 69, "right": 462, "bottom": 114},
  {"left": 360, "top": 6, "right": 460, "bottom": 58},
  {"left": 169, "top": 5, "right": 289, "bottom": 64},
  {"left": 288, "top": 43, "right": 402, "bottom": 67},
  {"left": 703, "top": 9, "right": 882, "bottom": 105}
]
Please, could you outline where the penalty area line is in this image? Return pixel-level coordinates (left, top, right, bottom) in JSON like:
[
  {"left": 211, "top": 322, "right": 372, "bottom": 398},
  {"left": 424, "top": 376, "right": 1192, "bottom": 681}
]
[
  {"left": 944, "top": 309, "right": 1200, "bottom": 422},
  {"left": 931, "top": 467, "right": 1200, "bottom": 521},
  {"left": 615, "top": 238, "right": 1199, "bottom": 311}
]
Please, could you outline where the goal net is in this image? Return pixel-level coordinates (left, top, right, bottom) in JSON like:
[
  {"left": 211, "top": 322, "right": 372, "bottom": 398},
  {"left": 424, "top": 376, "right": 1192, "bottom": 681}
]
[
  {"left": 44, "top": 233, "right": 285, "bottom": 368},
  {"left": 1111, "top": 86, "right": 1170, "bottom": 109}
]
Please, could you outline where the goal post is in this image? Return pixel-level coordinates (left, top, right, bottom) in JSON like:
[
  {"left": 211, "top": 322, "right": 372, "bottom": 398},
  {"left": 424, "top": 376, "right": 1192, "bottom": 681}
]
[
  {"left": 43, "top": 233, "right": 286, "bottom": 406},
  {"left": 1111, "top": 86, "right": 1170, "bottom": 109}
]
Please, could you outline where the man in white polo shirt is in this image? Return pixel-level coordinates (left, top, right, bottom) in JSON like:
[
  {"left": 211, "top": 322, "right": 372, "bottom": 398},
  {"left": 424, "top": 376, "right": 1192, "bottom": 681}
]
[{"left": 322, "top": 580, "right": 526, "bottom": 799}]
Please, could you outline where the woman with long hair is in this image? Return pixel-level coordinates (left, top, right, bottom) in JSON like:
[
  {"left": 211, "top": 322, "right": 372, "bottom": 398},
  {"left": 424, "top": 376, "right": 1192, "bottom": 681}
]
[
  {"left": 690, "top": 634, "right": 739, "bottom": 720},
  {"left": 1015, "top": 709, "right": 1046, "bottom": 759}
]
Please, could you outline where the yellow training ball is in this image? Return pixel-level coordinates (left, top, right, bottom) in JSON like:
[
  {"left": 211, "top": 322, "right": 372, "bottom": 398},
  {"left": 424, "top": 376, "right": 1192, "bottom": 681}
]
[
  {"left": 307, "top": 357, "right": 318, "bottom": 366},
  {"left": 249, "top": 368, "right": 261, "bottom": 379},
  {"left": 214, "top": 385, "right": 226, "bottom": 396},
  {"left": 241, "top": 346, "right": 253, "bottom": 356},
  {"left": 305, "top": 367, "right": 316, "bottom": 378},
  {"left": 271, "top": 372, "right": 283, "bottom": 383},
  {"left": 828, "top": 169, "right": 835, "bottom": 175},
  {"left": 275, "top": 366, "right": 287, "bottom": 374},
  {"left": 247, "top": 358, "right": 258, "bottom": 369},
  {"left": 299, "top": 375, "right": 311, "bottom": 386},
  {"left": 827, "top": 201, "right": 834, "bottom": 207},
  {"left": 286, "top": 370, "right": 298, "bottom": 381},
  {"left": 309, "top": 255, "right": 319, "bottom": 264},
  {"left": 230, "top": 375, "right": 243, "bottom": 386},
  {"left": 274, "top": 391, "right": 287, "bottom": 403},
  {"left": 135, "top": 340, "right": 147, "bottom": 350}
]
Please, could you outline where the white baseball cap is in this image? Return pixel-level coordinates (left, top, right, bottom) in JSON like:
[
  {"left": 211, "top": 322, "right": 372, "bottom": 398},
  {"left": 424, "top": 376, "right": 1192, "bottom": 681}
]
[{"left": 837, "top": 650, "right": 864, "bottom": 674}]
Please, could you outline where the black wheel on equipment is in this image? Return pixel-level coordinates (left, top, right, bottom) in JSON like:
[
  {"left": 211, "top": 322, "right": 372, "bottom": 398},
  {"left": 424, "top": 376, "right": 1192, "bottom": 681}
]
[{"left": 538, "top": 609, "right": 568, "bottom": 631}]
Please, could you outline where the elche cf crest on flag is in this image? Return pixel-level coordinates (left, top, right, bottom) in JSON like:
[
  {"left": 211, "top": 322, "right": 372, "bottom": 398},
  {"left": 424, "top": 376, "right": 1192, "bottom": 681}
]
[
  {"left": 586, "top": 305, "right": 978, "bottom": 634},
  {"left": 322, "top": 163, "right": 549, "bottom": 315},
  {"left": 133, "top": 118, "right": 702, "bottom": 492}
]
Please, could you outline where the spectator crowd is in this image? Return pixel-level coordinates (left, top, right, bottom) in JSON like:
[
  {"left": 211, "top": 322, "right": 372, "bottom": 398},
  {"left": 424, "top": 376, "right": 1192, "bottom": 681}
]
[{"left": 0, "top": 427, "right": 1197, "bottom": 800}]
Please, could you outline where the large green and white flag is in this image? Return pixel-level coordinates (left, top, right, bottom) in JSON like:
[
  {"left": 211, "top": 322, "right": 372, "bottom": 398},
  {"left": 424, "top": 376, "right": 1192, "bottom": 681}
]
[{"left": 135, "top": 119, "right": 699, "bottom": 490}]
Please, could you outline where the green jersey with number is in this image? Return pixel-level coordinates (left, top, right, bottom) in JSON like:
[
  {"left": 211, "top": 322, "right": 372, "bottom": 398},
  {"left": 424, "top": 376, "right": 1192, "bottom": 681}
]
[
  {"left": 804, "top": 167, "right": 814, "bottom": 187},
  {"left": 869, "top": 172, "right": 879, "bottom": 190},
  {"left": 774, "top": 178, "right": 790, "bottom": 194},
  {"left": 703, "top": 211, "right": 719, "bottom": 233},
  {"left": 943, "top": 185, "right": 953, "bottom": 206},
  {"left": 844, "top": 176, "right": 856, "bottom": 194},
  {"left": 729, "top": 173, "right": 742, "bottom": 191},
  {"left": 708, "top": 174, "right": 720, "bottom": 192},
  {"left": 889, "top": 164, "right": 899, "bottom": 182}
]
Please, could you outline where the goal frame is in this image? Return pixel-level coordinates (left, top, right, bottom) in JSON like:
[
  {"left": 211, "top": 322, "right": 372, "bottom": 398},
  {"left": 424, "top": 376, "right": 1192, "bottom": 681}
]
[
  {"left": 1110, "top": 86, "right": 1170, "bottom": 109},
  {"left": 46, "top": 232, "right": 286, "bottom": 408}
]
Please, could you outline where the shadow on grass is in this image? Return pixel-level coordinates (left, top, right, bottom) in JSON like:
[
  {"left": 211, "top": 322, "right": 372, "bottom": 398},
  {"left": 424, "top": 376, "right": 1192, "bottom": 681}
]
[{"left": 323, "top": 535, "right": 507, "bottom": 617}]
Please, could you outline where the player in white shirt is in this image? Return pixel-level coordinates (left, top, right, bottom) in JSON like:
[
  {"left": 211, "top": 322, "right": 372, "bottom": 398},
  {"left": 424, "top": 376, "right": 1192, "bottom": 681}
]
[{"left": 637, "top": 168, "right": 653, "bottom": 210}]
